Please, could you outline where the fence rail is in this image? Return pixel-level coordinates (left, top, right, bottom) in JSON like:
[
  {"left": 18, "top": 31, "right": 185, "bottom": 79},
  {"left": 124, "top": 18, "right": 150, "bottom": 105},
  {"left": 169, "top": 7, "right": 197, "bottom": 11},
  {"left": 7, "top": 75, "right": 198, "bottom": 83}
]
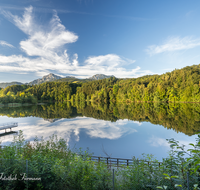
[{"left": 82, "top": 155, "right": 163, "bottom": 168}]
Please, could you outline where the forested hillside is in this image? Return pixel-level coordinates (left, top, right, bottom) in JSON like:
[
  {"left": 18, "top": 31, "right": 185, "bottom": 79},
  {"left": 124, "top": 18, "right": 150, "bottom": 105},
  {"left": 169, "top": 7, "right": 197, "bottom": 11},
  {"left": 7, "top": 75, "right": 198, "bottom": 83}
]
[
  {"left": 73, "top": 64, "right": 200, "bottom": 103},
  {"left": 115, "top": 64, "right": 200, "bottom": 103},
  {"left": 1, "top": 64, "right": 200, "bottom": 104}
]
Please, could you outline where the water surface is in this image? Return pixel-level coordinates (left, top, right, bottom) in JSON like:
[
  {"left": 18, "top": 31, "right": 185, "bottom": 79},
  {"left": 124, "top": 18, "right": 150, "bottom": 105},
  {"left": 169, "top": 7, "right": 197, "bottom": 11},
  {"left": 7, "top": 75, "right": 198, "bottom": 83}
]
[{"left": 0, "top": 102, "right": 198, "bottom": 161}]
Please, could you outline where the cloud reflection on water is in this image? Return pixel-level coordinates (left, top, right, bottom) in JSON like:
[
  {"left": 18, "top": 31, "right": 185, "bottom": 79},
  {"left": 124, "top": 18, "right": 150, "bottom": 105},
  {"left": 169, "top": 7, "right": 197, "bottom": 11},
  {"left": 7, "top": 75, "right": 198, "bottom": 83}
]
[
  {"left": 0, "top": 115, "right": 198, "bottom": 161},
  {"left": 148, "top": 136, "right": 169, "bottom": 147},
  {"left": 148, "top": 135, "right": 197, "bottom": 155},
  {"left": 1, "top": 117, "right": 139, "bottom": 146}
]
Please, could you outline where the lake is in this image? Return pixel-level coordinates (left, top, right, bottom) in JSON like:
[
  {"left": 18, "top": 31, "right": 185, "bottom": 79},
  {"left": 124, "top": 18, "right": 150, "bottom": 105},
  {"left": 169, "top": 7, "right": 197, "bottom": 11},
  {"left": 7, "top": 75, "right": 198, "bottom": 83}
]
[{"left": 0, "top": 102, "right": 199, "bottom": 161}]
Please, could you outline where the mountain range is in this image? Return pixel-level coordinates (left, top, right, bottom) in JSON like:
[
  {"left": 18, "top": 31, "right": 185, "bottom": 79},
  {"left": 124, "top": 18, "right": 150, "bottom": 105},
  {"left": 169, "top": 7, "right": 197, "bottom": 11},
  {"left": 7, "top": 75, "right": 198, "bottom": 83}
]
[
  {"left": 0, "top": 82, "right": 24, "bottom": 89},
  {"left": 0, "top": 74, "right": 115, "bottom": 88}
]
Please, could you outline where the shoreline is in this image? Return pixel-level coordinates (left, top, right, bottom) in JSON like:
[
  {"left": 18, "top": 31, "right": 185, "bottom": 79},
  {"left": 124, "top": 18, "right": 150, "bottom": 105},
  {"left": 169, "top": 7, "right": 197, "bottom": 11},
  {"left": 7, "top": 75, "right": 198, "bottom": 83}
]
[{"left": 0, "top": 102, "right": 46, "bottom": 107}]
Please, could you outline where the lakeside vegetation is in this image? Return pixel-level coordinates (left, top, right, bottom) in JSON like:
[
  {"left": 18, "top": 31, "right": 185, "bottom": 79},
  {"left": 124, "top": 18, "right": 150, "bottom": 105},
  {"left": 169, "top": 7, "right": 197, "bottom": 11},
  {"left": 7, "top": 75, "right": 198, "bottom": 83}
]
[
  {"left": 0, "top": 131, "right": 200, "bottom": 190},
  {"left": 1, "top": 64, "right": 200, "bottom": 104}
]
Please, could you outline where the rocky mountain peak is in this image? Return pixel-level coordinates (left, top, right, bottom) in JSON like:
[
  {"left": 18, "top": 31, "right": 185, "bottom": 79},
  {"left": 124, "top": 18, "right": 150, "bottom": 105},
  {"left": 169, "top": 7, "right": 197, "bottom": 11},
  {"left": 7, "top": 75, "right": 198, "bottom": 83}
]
[
  {"left": 89, "top": 74, "right": 115, "bottom": 80},
  {"left": 28, "top": 73, "right": 62, "bottom": 85}
]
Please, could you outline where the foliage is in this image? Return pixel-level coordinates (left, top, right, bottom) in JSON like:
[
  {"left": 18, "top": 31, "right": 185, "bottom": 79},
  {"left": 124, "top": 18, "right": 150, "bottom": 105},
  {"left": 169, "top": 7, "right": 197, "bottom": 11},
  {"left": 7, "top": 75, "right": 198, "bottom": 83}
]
[
  {"left": 1, "top": 131, "right": 200, "bottom": 189},
  {"left": 155, "top": 136, "right": 200, "bottom": 190},
  {"left": 0, "top": 91, "right": 37, "bottom": 104},
  {"left": 0, "top": 131, "right": 112, "bottom": 190},
  {"left": 2, "top": 85, "right": 30, "bottom": 95},
  {"left": 25, "top": 81, "right": 80, "bottom": 102}
]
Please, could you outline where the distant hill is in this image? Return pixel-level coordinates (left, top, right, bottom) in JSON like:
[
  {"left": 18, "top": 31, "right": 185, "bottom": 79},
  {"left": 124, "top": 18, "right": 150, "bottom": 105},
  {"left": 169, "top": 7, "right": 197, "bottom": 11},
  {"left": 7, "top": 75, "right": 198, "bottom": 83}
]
[
  {"left": 0, "top": 73, "right": 116, "bottom": 88},
  {"left": 28, "top": 73, "right": 62, "bottom": 85},
  {"left": 55, "top": 74, "right": 115, "bottom": 83},
  {"left": 88, "top": 74, "right": 115, "bottom": 80},
  {"left": 0, "top": 82, "right": 23, "bottom": 89},
  {"left": 28, "top": 73, "right": 115, "bottom": 84},
  {"left": 55, "top": 77, "right": 91, "bottom": 83}
]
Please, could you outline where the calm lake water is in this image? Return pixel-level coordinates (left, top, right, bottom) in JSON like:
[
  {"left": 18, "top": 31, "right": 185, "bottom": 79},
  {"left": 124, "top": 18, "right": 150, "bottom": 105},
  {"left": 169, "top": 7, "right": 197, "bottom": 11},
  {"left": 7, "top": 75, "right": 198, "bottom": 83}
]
[{"left": 0, "top": 102, "right": 198, "bottom": 161}]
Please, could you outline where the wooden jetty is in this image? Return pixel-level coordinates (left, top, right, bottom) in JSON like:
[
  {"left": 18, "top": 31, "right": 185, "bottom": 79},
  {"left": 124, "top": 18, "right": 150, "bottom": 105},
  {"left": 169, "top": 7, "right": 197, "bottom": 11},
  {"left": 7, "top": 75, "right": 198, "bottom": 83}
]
[
  {"left": 0, "top": 122, "right": 18, "bottom": 133},
  {"left": 0, "top": 131, "right": 18, "bottom": 141}
]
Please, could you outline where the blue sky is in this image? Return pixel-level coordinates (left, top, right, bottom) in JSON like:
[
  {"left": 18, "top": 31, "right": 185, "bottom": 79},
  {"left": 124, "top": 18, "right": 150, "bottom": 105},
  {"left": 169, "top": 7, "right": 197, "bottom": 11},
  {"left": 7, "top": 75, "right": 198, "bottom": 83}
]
[{"left": 0, "top": 0, "right": 200, "bottom": 82}]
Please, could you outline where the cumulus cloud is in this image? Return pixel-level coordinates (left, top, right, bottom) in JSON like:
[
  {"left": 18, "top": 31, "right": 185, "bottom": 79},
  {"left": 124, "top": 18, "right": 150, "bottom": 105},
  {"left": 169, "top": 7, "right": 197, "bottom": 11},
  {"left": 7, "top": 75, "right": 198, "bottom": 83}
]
[
  {"left": 146, "top": 36, "right": 200, "bottom": 56},
  {"left": 85, "top": 54, "right": 135, "bottom": 68},
  {"left": 0, "top": 6, "right": 152, "bottom": 78},
  {"left": 0, "top": 41, "right": 14, "bottom": 48}
]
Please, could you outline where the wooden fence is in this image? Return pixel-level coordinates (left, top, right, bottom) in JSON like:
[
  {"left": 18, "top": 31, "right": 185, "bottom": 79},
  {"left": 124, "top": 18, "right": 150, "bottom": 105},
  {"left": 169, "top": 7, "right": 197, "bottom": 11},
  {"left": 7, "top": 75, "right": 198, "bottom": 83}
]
[{"left": 81, "top": 155, "right": 162, "bottom": 169}]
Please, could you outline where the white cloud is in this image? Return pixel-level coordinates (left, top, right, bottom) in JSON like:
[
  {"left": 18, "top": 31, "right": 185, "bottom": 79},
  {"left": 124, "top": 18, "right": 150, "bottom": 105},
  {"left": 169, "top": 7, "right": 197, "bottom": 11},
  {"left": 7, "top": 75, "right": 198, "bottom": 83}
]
[
  {"left": 148, "top": 136, "right": 169, "bottom": 147},
  {"left": 146, "top": 36, "right": 200, "bottom": 56},
  {"left": 85, "top": 54, "right": 135, "bottom": 67},
  {"left": 0, "top": 6, "right": 152, "bottom": 78},
  {"left": 2, "top": 6, "right": 78, "bottom": 58},
  {"left": 19, "top": 10, "right": 78, "bottom": 57},
  {"left": 0, "top": 41, "right": 14, "bottom": 48}
]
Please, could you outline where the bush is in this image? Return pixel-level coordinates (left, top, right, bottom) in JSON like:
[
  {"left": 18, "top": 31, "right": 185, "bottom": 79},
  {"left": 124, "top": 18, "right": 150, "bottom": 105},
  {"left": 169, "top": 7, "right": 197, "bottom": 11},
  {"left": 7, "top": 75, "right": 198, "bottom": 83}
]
[
  {"left": 1, "top": 131, "right": 200, "bottom": 189},
  {"left": 0, "top": 131, "right": 112, "bottom": 190}
]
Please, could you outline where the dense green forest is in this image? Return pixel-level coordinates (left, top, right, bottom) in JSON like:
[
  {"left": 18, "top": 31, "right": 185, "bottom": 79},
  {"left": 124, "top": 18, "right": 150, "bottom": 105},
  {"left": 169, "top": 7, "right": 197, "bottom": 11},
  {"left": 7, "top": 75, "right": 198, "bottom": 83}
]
[
  {"left": 1, "top": 64, "right": 200, "bottom": 104},
  {"left": 74, "top": 64, "right": 200, "bottom": 103}
]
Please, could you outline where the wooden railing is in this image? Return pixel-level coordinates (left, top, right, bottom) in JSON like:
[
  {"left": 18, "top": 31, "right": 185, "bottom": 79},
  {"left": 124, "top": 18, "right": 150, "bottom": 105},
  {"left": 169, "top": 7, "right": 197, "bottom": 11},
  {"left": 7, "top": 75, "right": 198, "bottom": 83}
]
[{"left": 81, "top": 155, "right": 162, "bottom": 168}]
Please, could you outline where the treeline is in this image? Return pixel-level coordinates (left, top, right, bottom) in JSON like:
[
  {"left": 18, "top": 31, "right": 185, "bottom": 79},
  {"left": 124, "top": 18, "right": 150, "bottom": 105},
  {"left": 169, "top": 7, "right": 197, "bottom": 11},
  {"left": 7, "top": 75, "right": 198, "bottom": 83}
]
[
  {"left": 73, "top": 64, "right": 200, "bottom": 103},
  {"left": 2, "top": 84, "right": 29, "bottom": 95},
  {"left": 0, "top": 82, "right": 81, "bottom": 104},
  {"left": 2, "top": 64, "right": 200, "bottom": 103},
  {"left": 0, "top": 77, "right": 118, "bottom": 104},
  {"left": 63, "top": 64, "right": 200, "bottom": 103},
  {"left": 116, "top": 64, "right": 200, "bottom": 103}
]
